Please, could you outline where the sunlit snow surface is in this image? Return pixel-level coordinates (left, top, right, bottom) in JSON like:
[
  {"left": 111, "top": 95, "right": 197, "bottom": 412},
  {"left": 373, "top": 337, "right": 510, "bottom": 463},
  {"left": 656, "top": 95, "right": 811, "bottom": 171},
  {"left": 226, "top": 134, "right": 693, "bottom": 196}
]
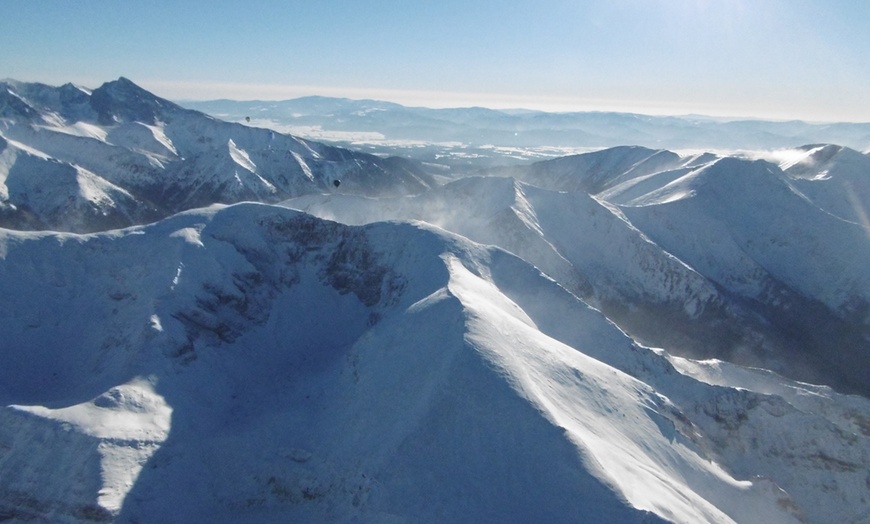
[
  {"left": 445, "top": 255, "right": 798, "bottom": 524},
  {"left": 7, "top": 379, "right": 171, "bottom": 513}
]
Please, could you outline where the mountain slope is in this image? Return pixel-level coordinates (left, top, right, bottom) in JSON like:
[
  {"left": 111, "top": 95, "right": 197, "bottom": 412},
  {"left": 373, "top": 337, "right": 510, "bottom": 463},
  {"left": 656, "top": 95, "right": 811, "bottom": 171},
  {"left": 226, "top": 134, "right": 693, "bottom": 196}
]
[
  {"left": 614, "top": 157, "right": 870, "bottom": 394},
  {"left": 462, "top": 147, "right": 870, "bottom": 395},
  {"left": 0, "top": 136, "right": 155, "bottom": 231},
  {"left": 0, "top": 78, "right": 436, "bottom": 232},
  {"left": 491, "top": 145, "right": 685, "bottom": 194},
  {"left": 780, "top": 144, "right": 870, "bottom": 227},
  {"left": 282, "top": 175, "right": 789, "bottom": 367},
  {"left": 4, "top": 203, "right": 867, "bottom": 522}
]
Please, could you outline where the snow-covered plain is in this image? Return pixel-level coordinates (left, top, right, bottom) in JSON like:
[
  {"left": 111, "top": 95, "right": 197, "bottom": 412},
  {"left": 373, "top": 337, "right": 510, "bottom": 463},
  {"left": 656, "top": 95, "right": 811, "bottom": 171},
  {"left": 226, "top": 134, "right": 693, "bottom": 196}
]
[{"left": 1, "top": 79, "right": 870, "bottom": 523}]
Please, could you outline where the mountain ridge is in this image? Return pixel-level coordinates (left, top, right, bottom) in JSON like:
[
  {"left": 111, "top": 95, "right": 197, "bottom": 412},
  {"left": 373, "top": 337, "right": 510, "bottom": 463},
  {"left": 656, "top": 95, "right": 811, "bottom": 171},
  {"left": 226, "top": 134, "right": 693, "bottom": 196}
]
[
  {"left": 5, "top": 203, "right": 866, "bottom": 523},
  {"left": 0, "top": 78, "right": 437, "bottom": 232}
]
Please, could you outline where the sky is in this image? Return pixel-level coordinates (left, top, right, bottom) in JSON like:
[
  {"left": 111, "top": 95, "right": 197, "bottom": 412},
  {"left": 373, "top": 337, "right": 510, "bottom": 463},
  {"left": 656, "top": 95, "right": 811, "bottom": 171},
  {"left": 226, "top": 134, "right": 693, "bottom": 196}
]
[{"left": 2, "top": 0, "right": 870, "bottom": 122}]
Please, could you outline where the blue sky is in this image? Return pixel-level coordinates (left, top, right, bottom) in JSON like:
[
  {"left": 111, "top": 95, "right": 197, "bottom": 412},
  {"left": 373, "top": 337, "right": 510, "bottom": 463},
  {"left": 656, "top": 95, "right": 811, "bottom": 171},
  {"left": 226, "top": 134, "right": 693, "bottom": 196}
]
[{"left": 2, "top": 0, "right": 869, "bottom": 121}]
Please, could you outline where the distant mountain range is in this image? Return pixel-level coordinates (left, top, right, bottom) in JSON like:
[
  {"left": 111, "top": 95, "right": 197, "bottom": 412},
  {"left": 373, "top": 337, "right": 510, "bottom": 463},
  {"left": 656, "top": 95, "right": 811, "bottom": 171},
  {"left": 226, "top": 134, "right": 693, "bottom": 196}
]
[
  {"left": 183, "top": 96, "right": 870, "bottom": 168},
  {"left": 1, "top": 78, "right": 869, "bottom": 523}
]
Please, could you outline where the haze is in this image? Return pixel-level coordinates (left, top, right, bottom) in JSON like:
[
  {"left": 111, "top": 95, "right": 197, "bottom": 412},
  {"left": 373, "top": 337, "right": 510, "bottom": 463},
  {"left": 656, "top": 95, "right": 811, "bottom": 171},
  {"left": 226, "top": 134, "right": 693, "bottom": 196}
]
[{"left": 2, "top": 1, "right": 869, "bottom": 121}]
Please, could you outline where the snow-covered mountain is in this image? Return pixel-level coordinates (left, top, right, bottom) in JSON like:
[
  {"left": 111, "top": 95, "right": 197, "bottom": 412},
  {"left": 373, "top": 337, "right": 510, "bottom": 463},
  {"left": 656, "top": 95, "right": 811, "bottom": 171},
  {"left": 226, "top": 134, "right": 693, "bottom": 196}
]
[
  {"left": 284, "top": 176, "right": 759, "bottom": 365},
  {"left": 2, "top": 79, "right": 870, "bottom": 523},
  {"left": 183, "top": 96, "right": 870, "bottom": 168},
  {"left": 2, "top": 203, "right": 868, "bottom": 523},
  {"left": 0, "top": 78, "right": 435, "bottom": 232},
  {"left": 285, "top": 145, "right": 870, "bottom": 397}
]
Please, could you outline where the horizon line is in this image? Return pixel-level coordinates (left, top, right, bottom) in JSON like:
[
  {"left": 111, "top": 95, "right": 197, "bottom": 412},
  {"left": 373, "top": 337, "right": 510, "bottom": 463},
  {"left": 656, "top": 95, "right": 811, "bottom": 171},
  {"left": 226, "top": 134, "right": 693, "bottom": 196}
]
[
  {"left": 140, "top": 80, "right": 870, "bottom": 125},
  {"left": 5, "top": 75, "right": 868, "bottom": 125}
]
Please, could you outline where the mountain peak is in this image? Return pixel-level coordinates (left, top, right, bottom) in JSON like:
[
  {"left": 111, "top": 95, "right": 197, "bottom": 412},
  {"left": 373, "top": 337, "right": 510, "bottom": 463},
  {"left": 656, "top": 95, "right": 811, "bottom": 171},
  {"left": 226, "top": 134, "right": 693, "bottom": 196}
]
[{"left": 90, "top": 77, "right": 183, "bottom": 125}]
